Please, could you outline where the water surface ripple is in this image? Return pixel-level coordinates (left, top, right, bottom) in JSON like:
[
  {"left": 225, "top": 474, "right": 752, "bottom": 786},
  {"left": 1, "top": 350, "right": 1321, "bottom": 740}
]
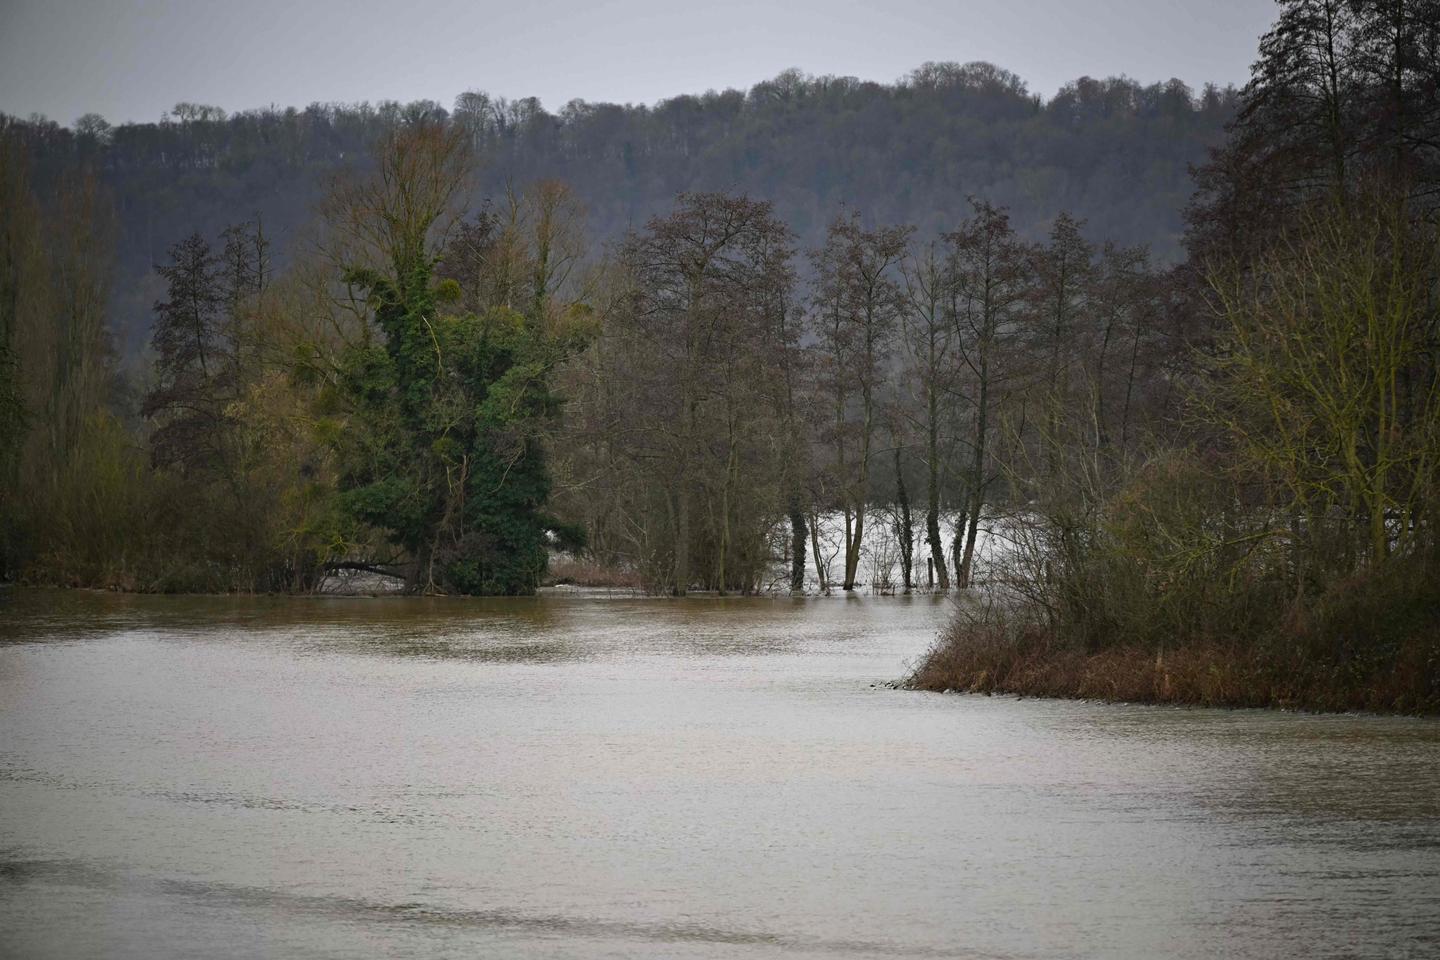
[{"left": 1, "top": 589, "right": 1436, "bottom": 959}]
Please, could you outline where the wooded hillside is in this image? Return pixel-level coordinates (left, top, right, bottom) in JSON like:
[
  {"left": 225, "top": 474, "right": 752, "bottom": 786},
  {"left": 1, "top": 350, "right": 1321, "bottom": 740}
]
[{"left": 2, "top": 63, "right": 1235, "bottom": 353}]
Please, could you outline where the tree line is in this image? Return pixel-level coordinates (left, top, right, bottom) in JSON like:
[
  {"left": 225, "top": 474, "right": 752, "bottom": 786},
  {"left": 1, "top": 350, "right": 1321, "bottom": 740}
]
[
  {"left": 0, "top": 110, "right": 1186, "bottom": 596},
  {"left": 559, "top": 194, "right": 1187, "bottom": 596},
  {"left": 1, "top": 62, "right": 1235, "bottom": 356}
]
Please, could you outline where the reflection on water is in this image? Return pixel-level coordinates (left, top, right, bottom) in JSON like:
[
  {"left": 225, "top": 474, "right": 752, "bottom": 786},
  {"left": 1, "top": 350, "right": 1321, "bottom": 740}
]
[{"left": 1, "top": 587, "right": 1437, "bottom": 960}]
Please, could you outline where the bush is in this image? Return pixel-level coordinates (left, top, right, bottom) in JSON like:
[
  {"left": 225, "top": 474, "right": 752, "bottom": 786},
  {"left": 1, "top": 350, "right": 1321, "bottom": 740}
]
[{"left": 909, "top": 459, "right": 1440, "bottom": 714}]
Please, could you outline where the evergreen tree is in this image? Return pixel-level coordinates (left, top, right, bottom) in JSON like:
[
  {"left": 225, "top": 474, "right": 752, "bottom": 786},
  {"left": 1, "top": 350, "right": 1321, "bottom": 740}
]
[{"left": 143, "top": 232, "right": 232, "bottom": 472}]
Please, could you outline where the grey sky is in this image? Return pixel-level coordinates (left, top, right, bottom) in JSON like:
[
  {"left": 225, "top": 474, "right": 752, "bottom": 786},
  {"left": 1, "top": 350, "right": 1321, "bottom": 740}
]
[{"left": 0, "top": 0, "right": 1276, "bottom": 126}]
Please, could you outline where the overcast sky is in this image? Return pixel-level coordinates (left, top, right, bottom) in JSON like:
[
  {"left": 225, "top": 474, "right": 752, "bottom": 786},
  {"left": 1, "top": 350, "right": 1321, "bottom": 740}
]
[{"left": 0, "top": 0, "right": 1276, "bottom": 126}]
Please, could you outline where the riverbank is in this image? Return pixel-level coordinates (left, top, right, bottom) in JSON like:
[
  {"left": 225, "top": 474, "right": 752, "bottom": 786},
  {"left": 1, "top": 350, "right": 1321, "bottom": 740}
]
[{"left": 908, "top": 619, "right": 1440, "bottom": 715}]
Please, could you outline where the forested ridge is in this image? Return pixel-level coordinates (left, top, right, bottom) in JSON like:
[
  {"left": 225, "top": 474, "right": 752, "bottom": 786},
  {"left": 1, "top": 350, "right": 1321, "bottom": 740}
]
[
  {"left": 2, "top": 62, "right": 1235, "bottom": 354},
  {"left": 3, "top": 0, "right": 1439, "bottom": 713}
]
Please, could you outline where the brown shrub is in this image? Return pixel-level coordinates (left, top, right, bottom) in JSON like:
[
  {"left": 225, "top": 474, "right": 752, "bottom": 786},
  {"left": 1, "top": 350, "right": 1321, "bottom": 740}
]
[{"left": 908, "top": 590, "right": 1440, "bottom": 714}]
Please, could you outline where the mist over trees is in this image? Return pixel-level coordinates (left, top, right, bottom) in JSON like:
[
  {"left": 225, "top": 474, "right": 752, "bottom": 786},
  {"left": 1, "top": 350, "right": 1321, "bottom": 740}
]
[{"left": 1, "top": 63, "right": 1235, "bottom": 354}]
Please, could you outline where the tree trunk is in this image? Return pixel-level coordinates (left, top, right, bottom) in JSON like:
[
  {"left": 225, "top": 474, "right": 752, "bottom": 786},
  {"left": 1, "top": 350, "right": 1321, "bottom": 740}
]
[
  {"left": 924, "top": 379, "right": 949, "bottom": 590},
  {"left": 716, "top": 415, "right": 737, "bottom": 596},
  {"left": 951, "top": 524, "right": 965, "bottom": 588},
  {"left": 809, "top": 508, "right": 828, "bottom": 593},
  {"left": 1120, "top": 309, "right": 1144, "bottom": 453},
  {"left": 847, "top": 369, "right": 874, "bottom": 591},
  {"left": 958, "top": 359, "right": 989, "bottom": 589},
  {"left": 788, "top": 494, "right": 807, "bottom": 593},
  {"left": 959, "top": 500, "right": 981, "bottom": 589},
  {"left": 894, "top": 446, "right": 913, "bottom": 593},
  {"left": 673, "top": 490, "right": 690, "bottom": 597},
  {"left": 1095, "top": 309, "right": 1115, "bottom": 449},
  {"left": 844, "top": 508, "right": 864, "bottom": 590}
]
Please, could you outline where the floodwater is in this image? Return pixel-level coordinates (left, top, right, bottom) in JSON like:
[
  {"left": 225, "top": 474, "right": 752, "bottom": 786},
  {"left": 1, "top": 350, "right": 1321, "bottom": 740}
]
[{"left": 1, "top": 589, "right": 1437, "bottom": 960}]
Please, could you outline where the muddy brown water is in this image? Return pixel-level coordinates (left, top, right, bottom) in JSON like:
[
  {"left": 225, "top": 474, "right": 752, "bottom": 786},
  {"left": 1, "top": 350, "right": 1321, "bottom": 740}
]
[{"left": 1, "top": 589, "right": 1437, "bottom": 959}]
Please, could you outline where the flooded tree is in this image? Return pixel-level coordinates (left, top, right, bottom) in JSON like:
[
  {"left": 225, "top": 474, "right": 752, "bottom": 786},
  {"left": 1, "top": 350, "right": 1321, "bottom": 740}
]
[
  {"left": 944, "top": 200, "right": 1027, "bottom": 588},
  {"left": 810, "top": 213, "right": 911, "bottom": 592},
  {"left": 900, "top": 239, "right": 955, "bottom": 590},
  {"left": 582, "top": 192, "right": 796, "bottom": 595}
]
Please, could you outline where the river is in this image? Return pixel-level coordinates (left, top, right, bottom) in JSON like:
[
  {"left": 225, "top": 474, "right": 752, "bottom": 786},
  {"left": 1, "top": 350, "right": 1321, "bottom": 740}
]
[{"left": 1, "top": 589, "right": 1437, "bottom": 959}]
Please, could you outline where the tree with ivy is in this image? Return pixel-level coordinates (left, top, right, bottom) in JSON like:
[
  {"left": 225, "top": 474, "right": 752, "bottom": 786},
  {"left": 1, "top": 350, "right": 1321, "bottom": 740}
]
[{"left": 329, "top": 123, "right": 586, "bottom": 594}]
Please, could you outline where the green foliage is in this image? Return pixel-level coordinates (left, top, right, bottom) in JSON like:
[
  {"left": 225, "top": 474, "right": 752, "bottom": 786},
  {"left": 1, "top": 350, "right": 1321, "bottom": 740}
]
[{"left": 337, "top": 256, "right": 578, "bottom": 594}]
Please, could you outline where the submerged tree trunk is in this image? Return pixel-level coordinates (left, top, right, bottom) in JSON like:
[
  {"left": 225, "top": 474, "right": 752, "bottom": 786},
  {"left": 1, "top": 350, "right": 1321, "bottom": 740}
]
[
  {"left": 788, "top": 494, "right": 807, "bottom": 593},
  {"left": 809, "top": 507, "right": 829, "bottom": 594},
  {"left": 959, "top": 501, "right": 982, "bottom": 589},
  {"left": 925, "top": 380, "right": 949, "bottom": 590},
  {"left": 958, "top": 348, "right": 991, "bottom": 588},
  {"left": 845, "top": 375, "right": 874, "bottom": 592},
  {"left": 894, "top": 446, "right": 913, "bottom": 593},
  {"left": 844, "top": 508, "right": 864, "bottom": 590}
]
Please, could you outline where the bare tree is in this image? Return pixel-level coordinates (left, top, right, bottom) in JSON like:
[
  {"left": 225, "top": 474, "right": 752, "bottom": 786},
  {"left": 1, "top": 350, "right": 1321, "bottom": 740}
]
[
  {"left": 945, "top": 200, "right": 1027, "bottom": 588},
  {"left": 613, "top": 193, "right": 795, "bottom": 595},
  {"left": 901, "top": 239, "right": 955, "bottom": 589},
  {"left": 810, "top": 212, "right": 911, "bottom": 591}
]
